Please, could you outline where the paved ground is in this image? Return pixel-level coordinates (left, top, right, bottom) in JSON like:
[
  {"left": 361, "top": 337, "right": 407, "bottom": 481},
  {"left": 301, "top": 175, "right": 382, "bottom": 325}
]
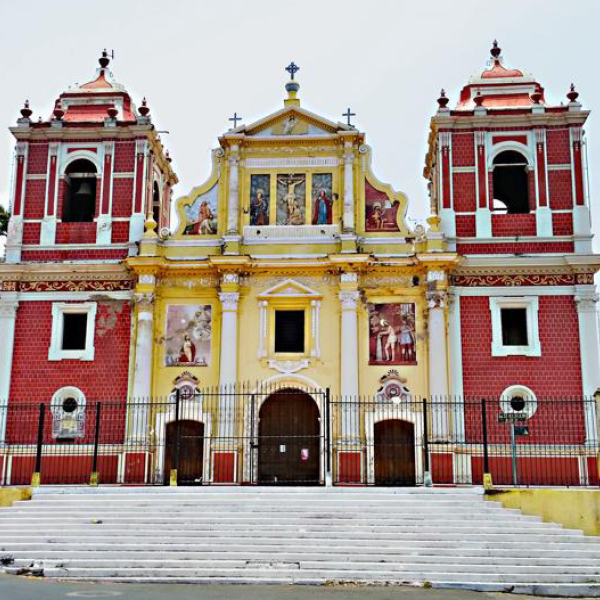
[{"left": 0, "top": 575, "right": 586, "bottom": 600}]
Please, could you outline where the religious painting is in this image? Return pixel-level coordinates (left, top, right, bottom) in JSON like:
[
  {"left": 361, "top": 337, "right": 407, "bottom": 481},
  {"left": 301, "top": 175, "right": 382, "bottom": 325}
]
[
  {"left": 183, "top": 184, "right": 218, "bottom": 235},
  {"left": 368, "top": 303, "right": 416, "bottom": 365},
  {"left": 273, "top": 114, "right": 308, "bottom": 135},
  {"left": 365, "top": 180, "right": 401, "bottom": 232},
  {"left": 276, "top": 174, "right": 306, "bottom": 225},
  {"left": 250, "top": 174, "right": 270, "bottom": 226},
  {"left": 164, "top": 305, "right": 212, "bottom": 367},
  {"left": 311, "top": 173, "right": 334, "bottom": 225}
]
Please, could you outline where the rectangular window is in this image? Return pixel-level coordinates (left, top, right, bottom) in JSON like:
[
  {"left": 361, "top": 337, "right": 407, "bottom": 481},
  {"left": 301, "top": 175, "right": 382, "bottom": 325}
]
[
  {"left": 61, "top": 313, "right": 88, "bottom": 350},
  {"left": 275, "top": 310, "right": 305, "bottom": 353},
  {"left": 500, "top": 308, "right": 528, "bottom": 346}
]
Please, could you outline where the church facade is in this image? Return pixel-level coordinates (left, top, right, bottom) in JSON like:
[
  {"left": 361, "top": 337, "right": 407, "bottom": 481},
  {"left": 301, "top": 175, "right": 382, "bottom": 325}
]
[{"left": 0, "top": 45, "right": 598, "bottom": 487}]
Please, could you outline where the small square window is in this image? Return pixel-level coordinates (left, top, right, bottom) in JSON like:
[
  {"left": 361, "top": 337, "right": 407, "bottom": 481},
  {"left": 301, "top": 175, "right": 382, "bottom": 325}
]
[
  {"left": 275, "top": 310, "right": 305, "bottom": 353},
  {"left": 500, "top": 308, "right": 528, "bottom": 346},
  {"left": 61, "top": 313, "right": 88, "bottom": 350}
]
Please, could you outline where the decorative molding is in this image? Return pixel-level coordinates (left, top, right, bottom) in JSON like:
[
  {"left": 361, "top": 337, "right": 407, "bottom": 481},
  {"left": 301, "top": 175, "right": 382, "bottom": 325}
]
[
  {"left": 158, "top": 276, "right": 220, "bottom": 289},
  {"left": 450, "top": 273, "right": 584, "bottom": 287},
  {"left": 267, "top": 359, "right": 310, "bottom": 374},
  {"left": 243, "top": 224, "right": 339, "bottom": 242},
  {"left": 339, "top": 290, "right": 360, "bottom": 309},
  {"left": 138, "top": 274, "right": 156, "bottom": 285},
  {"left": 13, "top": 279, "right": 133, "bottom": 292},
  {"left": 245, "top": 157, "right": 339, "bottom": 168},
  {"left": 241, "top": 275, "right": 334, "bottom": 288},
  {"left": 134, "top": 293, "right": 155, "bottom": 311},
  {"left": 360, "top": 274, "right": 413, "bottom": 288},
  {"left": 426, "top": 270, "right": 446, "bottom": 283},
  {"left": 574, "top": 294, "right": 598, "bottom": 313},
  {"left": 0, "top": 300, "right": 19, "bottom": 318},
  {"left": 219, "top": 292, "right": 240, "bottom": 311},
  {"left": 426, "top": 291, "right": 447, "bottom": 309},
  {"left": 221, "top": 273, "right": 239, "bottom": 284},
  {"left": 340, "top": 272, "right": 358, "bottom": 284}
]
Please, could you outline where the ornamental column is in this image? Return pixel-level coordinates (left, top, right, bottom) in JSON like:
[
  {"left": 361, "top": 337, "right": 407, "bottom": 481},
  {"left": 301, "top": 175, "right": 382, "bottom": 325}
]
[
  {"left": 5, "top": 142, "right": 28, "bottom": 264},
  {"left": 339, "top": 273, "right": 360, "bottom": 441},
  {"left": 219, "top": 274, "right": 240, "bottom": 439},
  {"left": 342, "top": 144, "right": 355, "bottom": 232},
  {"left": 224, "top": 146, "right": 241, "bottom": 254},
  {"left": 129, "top": 291, "right": 155, "bottom": 441},
  {"left": 574, "top": 291, "right": 600, "bottom": 443},
  {"left": 427, "top": 286, "right": 450, "bottom": 440},
  {"left": 0, "top": 293, "right": 19, "bottom": 446}
]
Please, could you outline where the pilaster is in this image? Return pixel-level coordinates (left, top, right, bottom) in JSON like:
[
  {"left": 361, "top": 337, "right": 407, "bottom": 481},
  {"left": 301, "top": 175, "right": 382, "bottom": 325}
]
[
  {"left": 0, "top": 294, "right": 19, "bottom": 445},
  {"left": 40, "top": 142, "right": 59, "bottom": 246}
]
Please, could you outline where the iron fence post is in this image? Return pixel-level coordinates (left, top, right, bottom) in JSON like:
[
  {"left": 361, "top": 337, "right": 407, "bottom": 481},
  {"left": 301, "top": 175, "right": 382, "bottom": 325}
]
[
  {"left": 325, "top": 388, "right": 332, "bottom": 486},
  {"left": 32, "top": 403, "right": 45, "bottom": 487},
  {"left": 90, "top": 402, "right": 102, "bottom": 486},
  {"left": 481, "top": 398, "right": 492, "bottom": 489},
  {"left": 171, "top": 388, "right": 180, "bottom": 486},
  {"left": 423, "top": 398, "right": 432, "bottom": 486}
]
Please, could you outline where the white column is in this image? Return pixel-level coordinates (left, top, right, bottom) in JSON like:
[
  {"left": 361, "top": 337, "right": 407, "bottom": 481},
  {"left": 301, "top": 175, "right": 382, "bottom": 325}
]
[
  {"left": 342, "top": 147, "right": 355, "bottom": 232},
  {"left": 0, "top": 294, "right": 19, "bottom": 446},
  {"left": 226, "top": 151, "right": 240, "bottom": 234},
  {"left": 574, "top": 291, "right": 600, "bottom": 442},
  {"left": 219, "top": 291, "right": 239, "bottom": 438},
  {"left": 447, "top": 293, "right": 465, "bottom": 442},
  {"left": 129, "top": 293, "right": 154, "bottom": 442},
  {"left": 40, "top": 142, "right": 59, "bottom": 246},
  {"left": 5, "top": 142, "right": 28, "bottom": 264},
  {"left": 427, "top": 290, "right": 450, "bottom": 440},
  {"left": 339, "top": 288, "right": 359, "bottom": 440}
]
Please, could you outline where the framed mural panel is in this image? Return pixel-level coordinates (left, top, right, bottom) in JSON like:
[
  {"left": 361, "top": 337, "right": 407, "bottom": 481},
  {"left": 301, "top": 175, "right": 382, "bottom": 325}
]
[
  {"left": 165, "top": 305, "right": 212, "bottom": 367},
  {"left": 276, "top": 174, "right": 306, "bottom": 225},
  {"left": 183, "top": 184, "right": 218, "bottom": 235},
  {"left": 250, "top": 174, "right": 270, "bottom": 226},
  {"left": 311, "top": 173, "right": 334, "bottom": 225},
  {"left": 368, "top": 303, "right": 416, "bottom": 365},
  {"left": 365, "top": 181, "right": 401, "bottom": 232}
]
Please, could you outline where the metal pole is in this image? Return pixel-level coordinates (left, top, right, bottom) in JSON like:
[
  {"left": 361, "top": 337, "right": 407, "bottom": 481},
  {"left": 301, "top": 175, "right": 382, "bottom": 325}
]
[
  {"left": 481, "top": 398, "right": 492, "bottom": 489},
  {"left": 325, "top": 388, "right": 332, "bottom": 477},
  {"left": 171, "top": 388, "right": 180, "bottom": 486},
  {"left": 90, "top": 402, "right": 102, "bottom": 486},
  {"left": 250, "top": 393, "right": 255, "bottom": 484},
  {"left": 423, "top": 398, "right": 432, "bottom": 486},
  {"left": 511, "top": 421, "right": 518, "bottom": 486},
  {"left": 32, "top": 403, "right": 45, "bottom": 487}
]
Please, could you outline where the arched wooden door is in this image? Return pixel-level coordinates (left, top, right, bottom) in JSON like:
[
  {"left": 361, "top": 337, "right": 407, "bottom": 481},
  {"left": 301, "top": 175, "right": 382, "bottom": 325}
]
[
  {"left": 374, "top": 419, "right": 416, "bottom": 486},
  {"left": 258, "top": 390, "right": 320, "bottom": 484},
  {"left": 164, "top": 420, "right": 204, "bottom": 485}
]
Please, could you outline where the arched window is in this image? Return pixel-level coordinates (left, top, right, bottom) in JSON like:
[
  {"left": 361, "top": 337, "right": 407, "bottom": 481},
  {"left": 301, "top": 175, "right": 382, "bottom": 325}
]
[
  {"left": 51, "top": 386, "right": 87, "bottom": 440},
  {"left": 152, "top": 181, "right": 161, "bottom": 226},
  {"left": 492, "top": 150, "right": 530, "bottom": 214},
  {"left": 62, "top": 159, "right": 97, "bottom": 222}
]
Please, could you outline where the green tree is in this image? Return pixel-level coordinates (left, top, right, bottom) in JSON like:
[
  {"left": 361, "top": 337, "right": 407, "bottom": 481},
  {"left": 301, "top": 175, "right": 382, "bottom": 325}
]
[{"left": 0, "top": 205, "right": 9, "bottom": 236}]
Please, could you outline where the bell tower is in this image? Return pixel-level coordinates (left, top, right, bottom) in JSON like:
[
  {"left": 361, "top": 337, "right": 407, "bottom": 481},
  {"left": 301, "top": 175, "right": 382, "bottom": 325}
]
[{"left": 5, "top": 50, "right": 177, "bottom": 263}]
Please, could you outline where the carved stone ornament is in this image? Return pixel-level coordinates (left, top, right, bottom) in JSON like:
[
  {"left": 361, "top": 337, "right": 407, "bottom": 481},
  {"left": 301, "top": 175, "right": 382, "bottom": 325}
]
[
  {"left": 0, "top": 300, "right": 19, "bottom": 318},
  {"left": 426, "top": 291, "right": 447, "bottom": 309},
  {"left": 267, "top": 359, "right": 310, "bottom": 374},
  {"left": 219, "top": 292, "right": 240, "bottom": 311},
  {"left": 139, "top": 274, "right": 156, "bottom": 285},
  {"left": 426, "top": 270, "right": 446, "bottom": 283},
  {"left": 134, "top": 293, "right": 155, "bottom": 309},
  {"left": 340, "top": 272, "right": 358, "bottom": 284},
  {"left": 222, "top": 273, "right": 240, "bottom": 284},
  {"left": 171, "top": 371, "right": 201, "bottom": 401},
  {"left": 339, "top": 290, "right": 360, "bottom": 309},
  {"left": 375, "top": 370, "right": 411, "bottom": 404},
  {"left": 575, "top": 294, "right": 598, "bottom": 313}
]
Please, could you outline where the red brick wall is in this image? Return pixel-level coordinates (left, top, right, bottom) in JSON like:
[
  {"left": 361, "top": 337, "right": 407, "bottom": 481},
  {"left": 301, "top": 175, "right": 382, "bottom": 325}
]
[
  {"left": 8, "top": 300, "right": 131, "bottom": 406},
  {"left": 21, "top": 249, "right": 128, "bottom": 261},
  {"left": 111, "top": 178, "right": 134, "bottom": 217},
  {"left": 460, "top": 295, "right": 584, "bottom": 444},
  {"left": 55, "top": 222, "right": 97, "bottom": 244},
  {"left": 113, "top": 141, "right": 136, "bottom": 172},
  {"left": 27, "top": 143, "right": 49, "bottom": 175},
  {"left": 22, "top": 223, "right": 41, "bottom": 245},
  {"left": 491, "top": 214, "right": 536, "bottom": 237},
  {"left": 546, "top": 130, "right": 571, "bottom": 164},
  {"left": 457, "top": 242, "right": 574, "bottom": 254},
  {"left": 552, "top": 213, "right": 574, "bottom": 236},
  {"left": 548, "top": 170, "right": 573, "bottom": 209},
  {"left": 452, "top": 172, "right": 476, "bottom": 212},
  {"left": 22, "top": 180, "right": 47, "bottom": 219},
  {"left": 455, "top": 215, "right": 476, "bottom": 237},
  {"left": 111, "top": 222, "right": 130, "bottom": 243},
  {"left": 452, "top": 133, "right": 474, "bottom": 167}
]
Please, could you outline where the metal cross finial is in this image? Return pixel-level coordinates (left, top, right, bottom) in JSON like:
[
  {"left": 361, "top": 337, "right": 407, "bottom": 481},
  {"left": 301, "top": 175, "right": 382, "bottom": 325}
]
[
  {"left": 229, "top": 112, "right": 242, "bottom": 128},
  {"left": 343, "top": 108, "right": 356, "bottom": 127},
  {"left": 285, "top": 62, "right": 300, "bottom": 80}
]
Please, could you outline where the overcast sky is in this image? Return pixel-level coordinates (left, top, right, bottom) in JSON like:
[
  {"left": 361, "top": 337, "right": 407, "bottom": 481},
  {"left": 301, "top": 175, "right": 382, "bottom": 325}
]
[{"left": 1, "top": 0, "right": 599, "bottom": 252}]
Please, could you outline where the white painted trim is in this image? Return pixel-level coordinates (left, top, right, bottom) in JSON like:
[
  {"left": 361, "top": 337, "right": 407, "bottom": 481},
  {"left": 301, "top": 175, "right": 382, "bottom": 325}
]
[
  {"left": 245, "top": 157, "right": 340, "bottom": 168},
  {"left": 50, "top": 386, "right": 87, "bottom": 440},
  {"left": 21, "top": 243, "right": 129, "bottom": 250},
  {"left": 453, "top": 286, "right": 574, "bottom": 297},
  {"left": 489, "top": 296, "right": 541, "bottom": 357},
  {"left": 0, "top": 295, "right": 19, "bottom": 443},
  {"left": 547, "top": 164, "right": 572, "bottom": 171},
  {"left": 48, "top": 302, "right": 97, "bottom": 361},
  {"left": 487, "top": 140, "right": 533, "bottom": 167},
  {"left": 59, "top": 149, "right": 102, "bottom": 176},
  {"left": 498, "top": 385, "right": 538, "bottom": 419},
  {"left": 448, "top": 294, "right": 465, "bottom": 441},
  {"left": 19, "top": 291, "right": 132, "bottom": 302},
  {"left": 113, "top": 172, "right": 135, "bottom": 179}
]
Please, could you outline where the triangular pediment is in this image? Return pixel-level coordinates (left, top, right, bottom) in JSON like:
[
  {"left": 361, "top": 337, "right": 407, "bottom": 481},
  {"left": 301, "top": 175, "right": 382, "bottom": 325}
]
[
  {"left": 230, "top": 107, "right": 353, "bottom": 138},
  {"left": 258, "top": 278, "right": 322, "bottom": 299}
]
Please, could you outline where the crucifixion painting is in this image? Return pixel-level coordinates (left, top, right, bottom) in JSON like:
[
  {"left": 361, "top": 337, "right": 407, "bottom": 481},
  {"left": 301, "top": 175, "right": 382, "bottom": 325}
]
[{"left": 276, "top": 174, "right": 306, "bottom": 225}]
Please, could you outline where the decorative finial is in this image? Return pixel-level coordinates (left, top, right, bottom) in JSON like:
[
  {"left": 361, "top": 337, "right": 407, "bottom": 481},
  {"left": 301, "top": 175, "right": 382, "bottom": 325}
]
[
  {"left": 567, "top": 83, "right": 579, "bottom": 103},
  {"left": 107, "top": 105, "right": 118, "bottom": 119},
  {"left": 342, "top": 108, "right": 356, "bottom": 127},
  {"left": 474, "top": 92, "right": 485, "bottom": 107},
  {"left": 530, "top": 90, "right": 543, "bottom": 104},
  {"left": 229, "top": 112, "right": 242, "bottom": 128},
  {"left": 138, "top": 97, "right": 150, "bottom": 117},
  {"left": 20, "top": 100, "right": 33, "bottom": 119},
  {"left": 437, "top": 89, "right": 449, "bottom": 109},
  {"left": 166, "top": 149, "right": 172, "bottom": 163},
  {"left": 99, "top": 49, "right": 110, "bottom": 69},
  {"left": 53, "top": 101, "right": 65, "bottom": 121},
  {"left": 285, "top": 62, "right": 300, "bottom": 80},
  {"left": 490, "top": 39, "right": 501, "bottom": 59}
]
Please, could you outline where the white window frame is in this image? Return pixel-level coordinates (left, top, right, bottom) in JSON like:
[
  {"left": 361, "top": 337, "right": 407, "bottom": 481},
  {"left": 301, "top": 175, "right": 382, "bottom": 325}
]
[
  {"left": 50, "top": 386, "right": 87, "bottom": 439},
  {"left": 48, "top": 302, "right": 97, "bottom": 361},
  {"left": 499, "top": 384, "right": 538, "bottom": 420},
  {"left": 489, "top": 296, "right": 541, "bottom": 357}
]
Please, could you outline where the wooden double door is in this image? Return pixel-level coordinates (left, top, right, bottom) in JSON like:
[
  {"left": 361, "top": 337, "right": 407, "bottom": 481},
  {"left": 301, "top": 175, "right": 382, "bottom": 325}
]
[
  {"left": 374, "top": 419, "right": 416, "bottom": 486},
  {"left": 165, "top": 420, "right": 204, "bottom": 485},
  {"left": 258, "top": 390, "right": 321, "bottom": 484}
]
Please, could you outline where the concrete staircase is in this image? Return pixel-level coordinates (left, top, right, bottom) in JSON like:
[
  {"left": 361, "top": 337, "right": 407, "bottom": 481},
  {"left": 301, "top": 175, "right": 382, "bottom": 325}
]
[{"left": 1, "top": 486, "right": 600, "bottom": 596}]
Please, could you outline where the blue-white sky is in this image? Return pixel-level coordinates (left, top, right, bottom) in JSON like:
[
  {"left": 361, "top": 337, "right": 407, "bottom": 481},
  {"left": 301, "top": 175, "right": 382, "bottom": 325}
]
[{"left": 1, "top": 0, "right": 599, "bottom": 250}]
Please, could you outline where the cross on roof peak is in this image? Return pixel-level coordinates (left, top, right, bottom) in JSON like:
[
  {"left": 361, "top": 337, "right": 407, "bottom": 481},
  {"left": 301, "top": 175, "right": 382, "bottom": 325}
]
[
  {"left": 228, "top": 112, "right": 242, "bottom": 129},
  {"left": 343, "top": 107, "right": 356, "bottom": 127},
  {"left": 285, "top": 62, "right": 300, "bottom": 80}
]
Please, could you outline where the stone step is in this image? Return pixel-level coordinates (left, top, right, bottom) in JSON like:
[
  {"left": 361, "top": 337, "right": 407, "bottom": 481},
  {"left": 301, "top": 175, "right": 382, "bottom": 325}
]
[{"left": 37, "top": 566, "right": 600, "bottom": 584}]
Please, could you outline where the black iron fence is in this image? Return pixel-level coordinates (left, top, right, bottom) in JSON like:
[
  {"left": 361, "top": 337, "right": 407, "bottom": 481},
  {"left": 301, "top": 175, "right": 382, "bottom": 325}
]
[{"left": 0, "top": 387, "right": 598, "bottom": 488}]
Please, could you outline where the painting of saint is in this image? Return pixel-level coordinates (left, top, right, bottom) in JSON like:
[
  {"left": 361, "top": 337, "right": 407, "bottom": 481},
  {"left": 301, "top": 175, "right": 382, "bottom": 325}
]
[
  {"left": 250, "top": 174, "right": 270, "bottom": 226},
  {"left": 365, "top": 181, "right": 401, "bottom": 232},
  {"left": 312, "top": 173, "right": 334, "bottom": 225},
  {"left": 165, "top": 305, "right": 212, "bottom": 367},
  {"left": 368, "top": 303, "right": 416, "bottom": 365},
  {"left": 277, "top": 174, "right": 306, "bottom": 225},
  {"left": 183, "top": 184, "right": 218, "bottom": 235}
]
